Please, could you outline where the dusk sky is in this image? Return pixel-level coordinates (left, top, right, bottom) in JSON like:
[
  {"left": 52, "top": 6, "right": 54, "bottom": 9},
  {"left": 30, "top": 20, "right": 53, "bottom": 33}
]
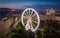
[{"left": 0, "top": 0, "right": 60, "bottom": 11}]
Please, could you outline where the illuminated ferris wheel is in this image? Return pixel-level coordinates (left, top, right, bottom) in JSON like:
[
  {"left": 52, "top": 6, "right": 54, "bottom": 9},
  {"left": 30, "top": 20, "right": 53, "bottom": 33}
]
[{"left": 21, "top": 8, "right": 40, "bottom": 32}]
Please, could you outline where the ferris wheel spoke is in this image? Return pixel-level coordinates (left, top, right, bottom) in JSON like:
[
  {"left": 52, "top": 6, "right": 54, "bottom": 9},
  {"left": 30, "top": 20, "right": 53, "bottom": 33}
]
[
  {"left": 23, "top": 16, "right": 26, "bottom": 18},
  {"left": 32, "top": 13, "right": 36, "bottom": 17},
  {"left": 24, "top": 13, "right": 27, "bottom": 16},
  {"left": 32, "top": 23, "right": 36, "bottom": 28},
  {"left": 34, "top": 21, "right": 37, "bottom": 24},
  {"left": 28, "top": 9, "right": 31, "bottom": 15},
  {"left": 31, "top": 10, "right": 33, "bottom": 16},
  {"left": 25, "top": 11, "right": 29, "bottom": 16},
  {"left": 32, "top": 19, "right": 38, "bottom": 24},
  {"left": 24, "top": 21, "right": 27, "bottom": 25},
  {"left": 24, "top": 19, "right": 30, "bottom": 23},
  {"left": 32, "top": 17, "right": 38, "bottom": 21},
  {"left": 29, "top": 22, "right": 33, "bottom": 30},
  {"left": 23, "top": 19, "right": 29, "bottom": 24},
  {"left": 23, "top": 16, "right": 27, "bottom": 19},
  {"left": 30, "top": 24, "right": 34, "bottom": 30}
]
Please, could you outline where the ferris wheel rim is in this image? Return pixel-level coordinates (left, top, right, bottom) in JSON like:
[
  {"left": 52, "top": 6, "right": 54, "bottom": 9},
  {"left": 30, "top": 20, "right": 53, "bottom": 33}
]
[{"left": 21, "top": 8, "right": 40, "bottom": 32}]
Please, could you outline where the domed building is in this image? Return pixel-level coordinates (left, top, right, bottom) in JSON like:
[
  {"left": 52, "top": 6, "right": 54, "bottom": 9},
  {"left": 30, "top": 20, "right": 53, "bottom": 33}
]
[
  {"left": 46, "top": 8, "right": 56, "bottom": 16},
  {"left": 46, "top": 8, "right": 56, "bottom": 19}
]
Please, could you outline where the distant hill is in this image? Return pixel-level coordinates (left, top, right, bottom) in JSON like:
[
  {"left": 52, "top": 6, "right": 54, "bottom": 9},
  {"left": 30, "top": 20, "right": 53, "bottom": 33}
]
[
  {"left": 0, "top": 8, "right": 11, "bottom": 10},
  {"left": 0, "top": 8, "right": 23, "bottom": 19},
  {"left": 0, "top": 8, "right": 12, "bottom": 18}
]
